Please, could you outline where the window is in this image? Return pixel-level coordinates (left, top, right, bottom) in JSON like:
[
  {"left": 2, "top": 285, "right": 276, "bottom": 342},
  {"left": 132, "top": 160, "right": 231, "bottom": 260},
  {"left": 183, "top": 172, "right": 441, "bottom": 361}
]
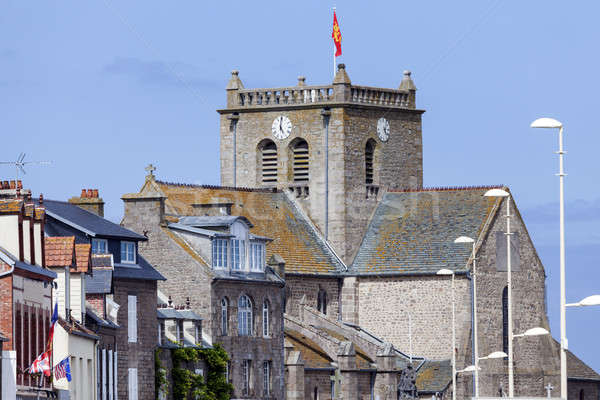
[
  {"left": 365, "top": 139, "right": 376, "bottom": 184},
  {"left": 249, "top": 243, "right": 265, "bottom": 271},
  {"left": 128, "top": 295, "right": 137, "bottom": 343},
  {"left": 221, "top": 298, "right": 229, "bottom": 335},
  {"left": 579, "top": 389, "right": 584, "bottom": 400},
  {"left": 121, "top": 241, "right": 136, "bottom": 264},
  {"left": 225, "top": 361, "right": 230, "bottom": 383},
  {"left": 92, "top": 238, "right": 108, "bottom": 254},
  {"left": 317, "top": 289, "right": 328, "bottom": 315},
  {"left": 262, "top": 300, "right": 270, "bottom": 337},
  {"left": 502, "top": 286, "right": 508, "bottom": 356},
  {"left": 291, "top": 139, "right": 309, "bottom": 182},
  {"left": 212, "top": 239, "right": 229, "bottom": 269},
  {"left": 195, "top": 322, "right": 201, "bottom": 344},
  {"left": 158, "top": 322, "right": 162, "bottom": 345},
  {"left": 242, "top": 360, "right": 252, "bottom": 396},
  {"left": 263, "top": 361, "right": 272, "bottom": 396},
  {"left": 261, "top": 140, "right": 278, "bottom": 184},
  {"left": 313, "top": 386, "right": 319, "bottom": 400},
  {"left": 176, "top": 320, "right": 184, "bottom": 344},
  {"left": 232, "top": 239, "right": 245, "bottom": 270},
  {"left": 128, "top": 368, "right": 138, "bottom": 400},
  {"left": 238, "top": 295, "right": 253, "bottom": 336}
]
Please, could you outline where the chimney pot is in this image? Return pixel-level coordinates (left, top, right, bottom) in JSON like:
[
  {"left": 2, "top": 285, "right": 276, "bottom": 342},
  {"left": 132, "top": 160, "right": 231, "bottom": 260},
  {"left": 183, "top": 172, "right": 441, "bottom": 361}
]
[
  {"left": 92, "top": 189, "right": 99, "bottom": 198},
  {"left": 39, "top": 193, "right": 44, "bottom": 204},
  {"left": 17, "top": 180, "right": 22, "bottom": 189},
  {"left": 10, "top": 181, "right": 15, "bottom": 189},
  {"left": 80, "top": 189, "right": 87, "bottom": 198},
  {"left": 87, "top": 189, "right": 93, "bottom": 198}
]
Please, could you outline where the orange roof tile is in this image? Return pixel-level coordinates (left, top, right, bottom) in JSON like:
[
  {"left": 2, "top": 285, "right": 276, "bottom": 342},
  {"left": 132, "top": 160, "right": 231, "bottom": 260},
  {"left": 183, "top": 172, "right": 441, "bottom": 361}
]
[
  {"left": 73, "top": 244, "right": 91, "bottom": 273},
  {"left": 45, "top": 237, "right": 75, "bottom": 267}
]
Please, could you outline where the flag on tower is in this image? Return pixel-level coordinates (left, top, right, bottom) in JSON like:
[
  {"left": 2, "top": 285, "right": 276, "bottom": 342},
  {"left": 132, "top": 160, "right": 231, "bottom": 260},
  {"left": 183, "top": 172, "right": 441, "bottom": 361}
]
[
  {"left": 332, "top": 10, "right": 342, "bottom": 57},
  {"left": 54, "top": 357, "right": 72, "bottom": 382}
]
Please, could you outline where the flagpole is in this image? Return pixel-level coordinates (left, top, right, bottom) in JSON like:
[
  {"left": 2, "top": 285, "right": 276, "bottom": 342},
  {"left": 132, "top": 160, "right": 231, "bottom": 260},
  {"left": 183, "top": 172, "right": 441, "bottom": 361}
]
[{"left": 333, "top": 6, "right": 336, "bottom": 78}]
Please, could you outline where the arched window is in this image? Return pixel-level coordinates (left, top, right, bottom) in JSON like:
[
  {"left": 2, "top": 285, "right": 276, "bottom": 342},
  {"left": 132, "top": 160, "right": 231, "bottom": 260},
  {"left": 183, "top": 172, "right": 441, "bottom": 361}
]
[
  {"left": 365, "top": 139, "right": 376, "bottom": 184},
  {"left": 262, "top": 300, "right": 270, "bottom": 337},
  {"left": 502, "top": 286, "right": 508, "bottom": 355},
  {"left": 313, "top": 387, "right": 319, "bottom": 400},
  {"left": 260, "top": 140, "right": 278, "bottom": 184},
  {"left": 579, "top": 389, "right": 584, "bottom": 400},
  {"left": 221, "top": 298, "right": 228, "bottom": 336},
  {"left": 238, "top": 295, "right": 253, "bottom": 336},
  {"left": 291, "top": 139, "right": 309, "bottom": 182},
  {"left": 317, "top": 289, "right": 328, "bottom": 315}
]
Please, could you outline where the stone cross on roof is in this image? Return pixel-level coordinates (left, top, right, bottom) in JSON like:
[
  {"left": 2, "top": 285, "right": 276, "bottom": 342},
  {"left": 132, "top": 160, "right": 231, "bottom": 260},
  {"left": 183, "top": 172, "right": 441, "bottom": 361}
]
[
  {"left": 145, "top": 164, "right": 156, "bottom": 177},
  {"left": 545, "top": 383, "right": 554, "bottom": 398}
]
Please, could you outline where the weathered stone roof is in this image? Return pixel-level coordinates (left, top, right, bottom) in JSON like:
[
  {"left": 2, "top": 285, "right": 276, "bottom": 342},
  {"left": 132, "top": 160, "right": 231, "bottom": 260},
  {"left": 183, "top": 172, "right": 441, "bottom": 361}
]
[
  {"left": 285, "top": 327, "right": 334, "bottom": 369},
  {"left": 350, "top": 186, "right": 501, "bottom": 275},
  {"left": 415, "top": 359, "right": 452, "bottom": 393},
  {"left": 152, "top": 180, "right": 345, "bottom": 275},
  {"left": 564, "top": 342, "right": 600, "bottom": 381}
]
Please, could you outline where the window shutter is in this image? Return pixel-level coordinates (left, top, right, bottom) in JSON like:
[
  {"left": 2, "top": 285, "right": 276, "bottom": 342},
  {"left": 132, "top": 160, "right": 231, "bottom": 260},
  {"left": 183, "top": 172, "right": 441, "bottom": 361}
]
[
  {"left": 128, "top": 368, "right": 138, "bottom": 400},
  {"left": 128, "top": 295, "right": 137, "bottom": 343},
  {"left": 261, "top": 141, "right": 278, "bottom": 184},
  {"left": 365, "top": 140, "right": 375, "bottom": 184},
  {"left": 114, "top": 351, "right": 118, "bottom": 400},
  {"left": 108, "top": 350, "right": 113, "bottom": 400},
  {"left": 292, "top": 140, "right": 309, "bottom": 182},
  {"left": 102, "top": 349, "right": 107, "bottom": 400}
]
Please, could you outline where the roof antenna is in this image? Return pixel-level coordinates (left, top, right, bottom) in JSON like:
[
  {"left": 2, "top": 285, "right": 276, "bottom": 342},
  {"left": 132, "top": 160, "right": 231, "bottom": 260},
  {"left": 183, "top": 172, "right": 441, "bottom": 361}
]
[{"left": 0, "top": 153, "right": 52, "bottom": 180}]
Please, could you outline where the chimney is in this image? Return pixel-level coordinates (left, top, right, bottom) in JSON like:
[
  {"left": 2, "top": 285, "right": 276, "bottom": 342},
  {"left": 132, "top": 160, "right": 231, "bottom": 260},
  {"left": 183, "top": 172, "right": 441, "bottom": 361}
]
[{"left": 68, "top": 188, "right": 105, "bottom": 217}]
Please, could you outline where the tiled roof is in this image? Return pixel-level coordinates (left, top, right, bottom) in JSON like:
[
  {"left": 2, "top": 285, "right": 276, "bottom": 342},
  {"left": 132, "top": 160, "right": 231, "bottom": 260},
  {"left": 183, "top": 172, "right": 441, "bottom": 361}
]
[
  {"left": 74, "top": 244, "right": 91, "bottom": 273},
  {"left": 154, "top": 181, "right": 345, "bottom": 275},
  {"left": 41, "top": 199, "right": 146, "bottom": 240},
  {"left": 45, "top": 237, "right": 75, "bottom": 267},
  {"left": 85, "top": 269, "right": 113, "bottom": 294},
  {"left": 415, "top": 359, "right": 452, "bottom": 393},
  {"left": 285, "top": 328, "right": 334, "bottom": 369},
  {"left": 351, "top": 187, "right": 500, "bottom": 275}
]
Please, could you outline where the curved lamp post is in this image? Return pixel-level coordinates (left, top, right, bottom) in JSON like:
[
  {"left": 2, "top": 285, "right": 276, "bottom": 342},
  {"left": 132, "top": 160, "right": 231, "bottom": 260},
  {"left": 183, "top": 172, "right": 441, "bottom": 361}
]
[
  {"left": 566, "top": 295, "right": 600, "bottom": 307},
  {"left": 453, "top": 235, "right": 480, "bottom": 397},
  {"left": 437, "top": 268, "right": 456, "bottom": 400},
  {"left": 484, "top": 188, "right": 515, "bottom": 396},
  {"left": 513, "top": 326, "right": 550, "bottom": 338}
]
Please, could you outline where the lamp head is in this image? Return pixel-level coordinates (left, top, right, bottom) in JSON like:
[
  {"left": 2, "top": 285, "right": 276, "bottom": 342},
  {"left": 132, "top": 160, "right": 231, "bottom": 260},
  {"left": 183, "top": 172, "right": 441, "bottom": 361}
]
[
  {"left": 530, "top": 117, "right": 562, "bottom": 129},
  {"left": 486, "top": 351, "right": 508, "bottom": 359},
  {"left": 436, "top": 268, "right": 454, "bottom": 276},
  {"left": 454, "top": 236, "right": 474, "bottom": 244},
  {"left": 523, "top": 327, "right": 550, "bottom": 337},
  {"left": 460, "top": 365, "right": 480, "bottom": 372},
  {"left": 578, "top": 295, "right": 600, "bottom": 306},
  {"left": 484, "top": 188, "right": 510, "bottom": 198}
]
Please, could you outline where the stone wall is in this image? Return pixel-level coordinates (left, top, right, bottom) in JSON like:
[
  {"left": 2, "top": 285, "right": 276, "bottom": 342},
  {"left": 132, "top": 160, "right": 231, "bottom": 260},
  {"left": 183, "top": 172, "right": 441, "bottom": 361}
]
[
  {"left": 212, "top": 279, "right": 285, "bottom": 399},
  {"left": 114, "top": 278, "right": 157, "bottom": 400},
  {"left": 304, "top": 370, "right": 332, "bottom": 400},
  {"left": 568, "top": 380, "right": 600, "bottom": 400},
  {"left": 285, "top": 275, "right": 340, "bottom": 320}
]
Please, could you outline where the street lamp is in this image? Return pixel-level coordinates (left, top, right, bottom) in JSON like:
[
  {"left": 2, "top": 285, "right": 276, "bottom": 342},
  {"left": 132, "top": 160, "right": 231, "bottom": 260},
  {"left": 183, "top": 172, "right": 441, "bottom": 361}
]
[
  {"left": 453, "top": 235, "right": 480, "bottom": 397},
  {"left": 458, "top": 351, "right": 507, "bottom": 383},
  {"left": 566, "top": 295, "right": 600, "bottom": 307},
  {"left": 513, "top": 327, "right": 550, "bottom": 338},
  {"left": 480, "top": 351, "right": 509, "bottom": 360},
  {"left": 530, "top": 117, "right": 567, "bottom": 399},
  {"left": 437, "top": 268, "right": 456, "bottom": 400},
  {"left": 484, "top": 188, "right": 515, "bottom": 396}
]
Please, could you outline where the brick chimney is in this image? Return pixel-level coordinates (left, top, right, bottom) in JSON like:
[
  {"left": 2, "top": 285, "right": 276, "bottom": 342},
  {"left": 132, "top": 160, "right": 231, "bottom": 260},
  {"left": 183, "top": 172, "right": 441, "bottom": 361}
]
[{"left": 69, "top": 188, "right": 105, "bottom": 217}]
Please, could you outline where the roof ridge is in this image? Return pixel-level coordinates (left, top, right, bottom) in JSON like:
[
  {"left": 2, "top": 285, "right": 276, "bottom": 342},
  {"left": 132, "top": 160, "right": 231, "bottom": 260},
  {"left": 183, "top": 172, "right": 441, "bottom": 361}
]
[
  {"left": 155, "top": 180, "right": 280, "bottom": 193},
  {"left": 389, "top": 185, "right": 505, "bottom": 193}
]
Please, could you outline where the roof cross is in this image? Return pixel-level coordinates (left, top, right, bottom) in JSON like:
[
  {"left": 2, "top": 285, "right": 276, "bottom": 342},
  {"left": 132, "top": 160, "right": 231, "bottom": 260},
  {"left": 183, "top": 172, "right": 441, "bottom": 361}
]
[
  {"left": 545, "top": 383, "right": 554, "bottom": 398},
  {"left": 145, "top": 164, "right": 156, "bottom": 177}
]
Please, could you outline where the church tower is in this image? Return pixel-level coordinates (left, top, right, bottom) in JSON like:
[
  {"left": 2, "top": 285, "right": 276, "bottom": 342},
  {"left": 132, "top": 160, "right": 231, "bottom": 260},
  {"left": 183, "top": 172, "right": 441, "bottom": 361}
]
[{"left": 218, "top": 64, "right": 424, "bottom": 263}]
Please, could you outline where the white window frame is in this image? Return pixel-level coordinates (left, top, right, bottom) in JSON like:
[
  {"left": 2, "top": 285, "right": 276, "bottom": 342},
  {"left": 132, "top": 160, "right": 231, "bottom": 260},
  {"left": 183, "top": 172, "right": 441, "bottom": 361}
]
[
  {"left": 263, "top": 360, "right": 271, "bottom": 397},
  {"left": 242, "top": 360, "right": 251, "bottom": 396},
  {"left": 231, "top": 239, "right": 245, "bottom": 270},
  {"left": 221, "top": 298, "right": 228, "bottom": 336},
  {"left": 249, "top": 243, "right": 265, "bottom": 271},
  {"left": 121, "top": 241, "right": 136, "bottom": 264},
  {"left": 262, "top": 300, "right": 270, "bottom": 337},
  {"left": 128, "top": 368, "right": 138, "bottom": 400},
  {"left": 127, "top": 295, "right": 137, "bottom": 343},
  {"left": 212, "top": 239, "right": 229, "bottom": 269},
  {"left": 238, "top": 295, "right": 252, "bottom": 336},
  {"left": 92, "top": 238, "right": 108, "bottom": 254}
]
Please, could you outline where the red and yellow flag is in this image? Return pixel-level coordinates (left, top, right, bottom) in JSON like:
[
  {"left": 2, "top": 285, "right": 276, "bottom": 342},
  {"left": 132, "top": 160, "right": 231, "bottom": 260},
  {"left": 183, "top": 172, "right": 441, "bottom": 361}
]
[{"left": 332, "top": 10, "right": 342, "bottom": 57}]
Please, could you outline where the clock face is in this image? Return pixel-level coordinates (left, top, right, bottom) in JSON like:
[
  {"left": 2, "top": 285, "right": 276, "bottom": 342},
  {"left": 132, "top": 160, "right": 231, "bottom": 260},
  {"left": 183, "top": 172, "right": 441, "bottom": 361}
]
[
  {"left": 272, "top": 116, "right": 292, "bottom": 140},
  {"left": 377, "top": 117, "right": 390, "bottom": 142}
]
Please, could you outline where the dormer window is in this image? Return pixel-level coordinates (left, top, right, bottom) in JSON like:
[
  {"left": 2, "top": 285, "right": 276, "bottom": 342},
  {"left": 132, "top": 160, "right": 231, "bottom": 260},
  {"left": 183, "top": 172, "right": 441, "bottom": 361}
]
[
  {"left": 121, "top": 241, "right": 136, "bottom": 264},
  {"left": 231, "top": 239, "right": 245, "bottom": 270},
  {"left": 212, "top": 239, "right": 229, "bottom": 269},
  {"left": 249, "top": 243, "right": 265, "bottom": 271},
  {"left": 92, "top": 238, "right": 107, "bottom": 254}
]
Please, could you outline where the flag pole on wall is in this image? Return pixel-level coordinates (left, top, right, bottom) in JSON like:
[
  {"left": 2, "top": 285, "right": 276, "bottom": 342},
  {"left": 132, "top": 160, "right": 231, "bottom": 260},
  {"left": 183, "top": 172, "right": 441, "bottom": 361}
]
[{"left": 332, "top": 7, "right": 342, "bottom": 78}]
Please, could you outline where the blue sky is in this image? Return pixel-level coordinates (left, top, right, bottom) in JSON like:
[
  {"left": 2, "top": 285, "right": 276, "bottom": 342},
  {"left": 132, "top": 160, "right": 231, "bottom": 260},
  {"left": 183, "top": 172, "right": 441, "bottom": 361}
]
[{"left": 2, "top": 1, "right": 599, "bottom": 372}]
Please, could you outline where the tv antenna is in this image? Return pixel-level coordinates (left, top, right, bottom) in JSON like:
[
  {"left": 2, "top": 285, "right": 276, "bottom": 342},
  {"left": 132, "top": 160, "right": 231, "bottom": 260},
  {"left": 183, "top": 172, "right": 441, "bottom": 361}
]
[{"left": 0, "top": 153, "right": 52, "bottom": 180}]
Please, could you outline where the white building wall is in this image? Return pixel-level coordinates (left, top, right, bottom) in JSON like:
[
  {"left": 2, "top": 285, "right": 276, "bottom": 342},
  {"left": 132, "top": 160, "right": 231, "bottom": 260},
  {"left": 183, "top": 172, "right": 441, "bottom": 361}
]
[
  {"left": 0, "top": 215, "right": 19, "bottom": 257},
  {"left": 22, "top": 219, "right": 30, "bottom": 263},
  {"left": 1, "top": 350, "right": 16, "bottom": 400}
]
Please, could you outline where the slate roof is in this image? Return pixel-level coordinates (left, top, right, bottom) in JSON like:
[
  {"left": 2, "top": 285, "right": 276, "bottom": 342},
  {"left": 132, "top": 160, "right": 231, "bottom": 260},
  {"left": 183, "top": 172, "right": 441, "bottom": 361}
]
[
  {"left": 14, "top": 260, "right": 57, "bottom": 279},
  {"left": 0, "top": 331, "right": 8, "bottom": 342},
  {"left": 74, "top": 243, "right": 91, "bottom": 273},
  {"left": 57, "top": 317, "right": 99, "bottom": 340},
  {"left": 212, "top": 266, "right": 284, "bottom": 285},
  {"left": 85, "top": 269, "right": 113, "bottom": 294},
  {"left": 157, "top": 307, "right": 203, "bottom": 321},
  {"left": 351, "top": 187, "right": 500, "bottom": 275},
  {"left": 555, "top": 338, "right": 600, "bottom": 381},
  {"left": 415, "top": 359, "right": 452, "bottom": 393},
  {"left": 178, "top": 215, "right": 253, "bottom": 228},
  {"left": 45, "top": 237, "right": 75, "bottom": 267},
  {"left": 168, "top": 223, "right": 232, "bottom": 238},
  {"left": 42, "top": 200, "right": 146, "bottom": 240},
  {"left": 86, "top": 306, "right": 119, "bottom": 329},
  {"left": 152, "top": 181, "right": 345, "bottom": 275},
  {"left": 113, "top": 254, "right": 165, "bottom": 281}
]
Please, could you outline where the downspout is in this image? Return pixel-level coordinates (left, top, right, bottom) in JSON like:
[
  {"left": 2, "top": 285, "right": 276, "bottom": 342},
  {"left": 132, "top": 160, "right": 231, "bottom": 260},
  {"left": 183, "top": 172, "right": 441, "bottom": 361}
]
[
  {"left": 321, "top": 108, "right": 331, "bottom": 240},
  {"left": 228, "top": 113, "right": 240, "bottom": 187},
  {"left": 467, "top": 270, "right": 475, "bottom": 397}
]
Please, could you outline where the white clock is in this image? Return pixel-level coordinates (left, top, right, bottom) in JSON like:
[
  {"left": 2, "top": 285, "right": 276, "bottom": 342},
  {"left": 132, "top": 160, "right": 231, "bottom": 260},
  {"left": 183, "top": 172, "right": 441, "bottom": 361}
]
[
  {"left": 377, "top": 117, "right": 390, "bottom": 142},
  {"left": 272, "top": 115, "right": 292, "bottom": 140}
]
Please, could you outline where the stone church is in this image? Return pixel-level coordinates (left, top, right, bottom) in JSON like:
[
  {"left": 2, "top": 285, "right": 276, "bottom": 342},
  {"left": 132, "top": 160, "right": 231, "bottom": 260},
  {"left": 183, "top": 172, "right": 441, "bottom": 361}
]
[{"left": 121, "top": 64, "right": 599, "bottom": 399}]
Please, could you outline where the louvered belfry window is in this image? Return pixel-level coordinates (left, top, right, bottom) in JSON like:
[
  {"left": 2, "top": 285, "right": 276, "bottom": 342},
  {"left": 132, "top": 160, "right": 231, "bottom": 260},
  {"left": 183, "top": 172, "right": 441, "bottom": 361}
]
[
  {"left": 261, "top": 141, "right": 278, "bottom": 184},
  {"left": 365, "top": 139, "right": 375, "bottom": 184},
  {"left": 292, "top": 139, "right": 309, "bottom": 182}
]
